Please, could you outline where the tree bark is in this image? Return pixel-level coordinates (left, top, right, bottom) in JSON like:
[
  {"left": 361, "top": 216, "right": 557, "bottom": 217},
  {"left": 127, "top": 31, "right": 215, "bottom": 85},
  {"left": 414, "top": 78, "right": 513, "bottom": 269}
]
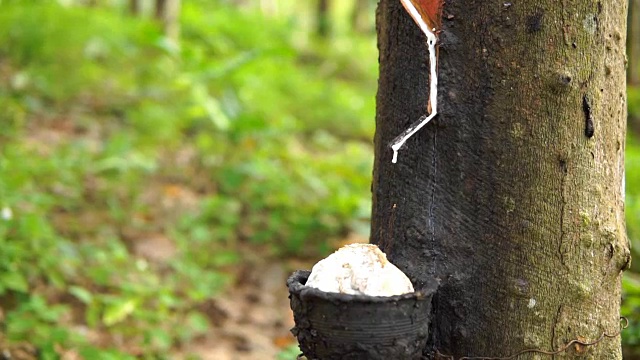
[{"left": 372, "top": 0, "right": 629, "bottom": 358}]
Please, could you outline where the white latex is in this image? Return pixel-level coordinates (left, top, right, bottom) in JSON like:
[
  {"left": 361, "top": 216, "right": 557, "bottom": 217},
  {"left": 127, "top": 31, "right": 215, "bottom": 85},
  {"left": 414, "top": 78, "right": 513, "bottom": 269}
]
[
  {"left": 305, "top": 244, "right": 414, "bottom": 296},
  {"left": 392, "top": 0, "right": 439, "bottom": 164}
]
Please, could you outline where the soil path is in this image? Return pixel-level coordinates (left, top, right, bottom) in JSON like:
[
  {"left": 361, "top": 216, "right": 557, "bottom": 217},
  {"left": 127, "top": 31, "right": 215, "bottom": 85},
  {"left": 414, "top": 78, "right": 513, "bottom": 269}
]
[{"left": 177, "top": 260, "right": 305, "bottom": 360}]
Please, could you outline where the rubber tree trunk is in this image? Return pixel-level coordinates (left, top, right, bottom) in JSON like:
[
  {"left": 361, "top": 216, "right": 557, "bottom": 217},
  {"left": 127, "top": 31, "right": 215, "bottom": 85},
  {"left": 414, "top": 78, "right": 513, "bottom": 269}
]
[{"left": 371, "top": 0, "right": 629, "bottom": 358}]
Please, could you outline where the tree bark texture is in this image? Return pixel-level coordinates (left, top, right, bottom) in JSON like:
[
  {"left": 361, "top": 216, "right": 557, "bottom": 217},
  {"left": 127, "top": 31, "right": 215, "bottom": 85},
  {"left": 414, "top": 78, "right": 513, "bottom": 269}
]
[{"left": 372, "top": 0, "right": 629, "bottom": 358}]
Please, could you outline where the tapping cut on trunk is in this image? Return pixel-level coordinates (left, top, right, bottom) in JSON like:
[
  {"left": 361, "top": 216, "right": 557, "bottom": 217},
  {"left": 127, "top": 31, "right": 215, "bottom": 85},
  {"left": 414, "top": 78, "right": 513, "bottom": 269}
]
[
  {"left": 400, "top": 0, "right": 444, "bottom": 32},
  {"left": 392, "top": 0, "right": 443, "bottom": 163}
]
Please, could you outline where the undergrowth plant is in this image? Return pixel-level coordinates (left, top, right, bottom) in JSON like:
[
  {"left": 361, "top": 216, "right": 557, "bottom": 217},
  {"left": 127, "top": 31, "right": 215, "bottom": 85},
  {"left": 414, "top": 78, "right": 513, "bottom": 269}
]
[{"left": 0, "top": 0, "right": 375, "bottom": 357}]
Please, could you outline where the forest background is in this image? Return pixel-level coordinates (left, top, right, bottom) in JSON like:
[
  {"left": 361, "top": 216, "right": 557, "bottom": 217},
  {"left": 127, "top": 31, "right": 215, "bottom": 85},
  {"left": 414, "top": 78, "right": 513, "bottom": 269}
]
[{"left": 0, "top": 0, "right": 639, "bottom": 358}]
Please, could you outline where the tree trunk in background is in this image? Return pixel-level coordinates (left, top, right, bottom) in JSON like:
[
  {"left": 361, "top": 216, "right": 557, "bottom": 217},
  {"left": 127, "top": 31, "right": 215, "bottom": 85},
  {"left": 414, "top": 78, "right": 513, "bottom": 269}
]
[
  {"left": 317, "top": 0, "right": 331, "bottom": 38},
  {"left": 630, "top": 0, "right": 640, "bottom": 85},
  {"left": 155, "top": 0, "right": 166, "bottom": 18},
  {"left": 259, "top": 0, "right": 278, "bottom": 16},
  {"left": 130, "top": 0, "right": 141, "bottom": 16},
  {"left": 372, "top": 0, "right": 629, "bottom": 357},
  {"left": 351, "top": 0, "right": 372, "bottom": 34},
  {"left": 155, "top": 0, "right": 180, "bottom": 42}
]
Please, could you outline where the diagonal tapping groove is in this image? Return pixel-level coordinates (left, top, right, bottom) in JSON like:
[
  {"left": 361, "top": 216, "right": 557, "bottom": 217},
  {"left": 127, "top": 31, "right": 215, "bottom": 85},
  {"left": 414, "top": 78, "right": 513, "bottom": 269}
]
[{"left": 392, "top": 0, "right": 441, "bottom": 163}]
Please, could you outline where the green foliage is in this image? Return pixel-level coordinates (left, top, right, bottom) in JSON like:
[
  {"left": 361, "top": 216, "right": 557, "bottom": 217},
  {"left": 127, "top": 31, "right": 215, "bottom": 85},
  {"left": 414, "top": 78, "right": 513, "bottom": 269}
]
[
  {"left": 277, "top": 344, "right": 303, "bottom": 360},
  {"left": 0, "top": 0, "right": 376, "bottom": 357},
  {"left": 630, "top": 86, "right": 640, "bottom": 125},
  {"left": 624, "top": 88, "right": 640, "bottom": 351},
  {"left": 623, "top": 273, "right": 640, "bottom": 348},
  {"left": 0, "top": 2, "right": 160, "bottom": 104},
  {"left": 627, "top": 134, "right": 640, "bottom": 255}
]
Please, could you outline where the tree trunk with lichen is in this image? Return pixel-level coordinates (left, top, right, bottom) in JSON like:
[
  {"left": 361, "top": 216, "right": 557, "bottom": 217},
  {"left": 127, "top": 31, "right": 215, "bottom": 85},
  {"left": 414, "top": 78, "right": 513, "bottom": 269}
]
[{"left": 371, "top": 0, "right": 629, "bottom": 358}]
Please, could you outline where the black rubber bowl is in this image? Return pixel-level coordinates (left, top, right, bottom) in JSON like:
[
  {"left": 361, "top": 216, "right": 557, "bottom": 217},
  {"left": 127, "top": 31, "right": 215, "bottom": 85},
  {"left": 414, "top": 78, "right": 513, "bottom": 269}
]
[{"left": 287, "top": 270, "right": 437, "bottom": 360}]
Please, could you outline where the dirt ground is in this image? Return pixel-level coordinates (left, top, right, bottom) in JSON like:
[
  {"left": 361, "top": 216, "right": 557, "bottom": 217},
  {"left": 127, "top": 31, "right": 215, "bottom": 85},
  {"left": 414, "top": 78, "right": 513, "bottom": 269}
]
[
  {"left": 176, "top": 259, "right": 302, "bottom": 360},
  {"left": 173, "top": 236, "right": 365, "bottom": 359}
]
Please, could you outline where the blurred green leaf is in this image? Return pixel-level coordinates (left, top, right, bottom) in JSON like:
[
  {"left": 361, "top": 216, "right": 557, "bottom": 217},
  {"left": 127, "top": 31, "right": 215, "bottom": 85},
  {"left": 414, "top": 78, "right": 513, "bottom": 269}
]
[
  {"left": 103, "top": 299, "right": 138, "bottom": 326},
  {"left": 69, "top": 286, "right": 93, "bottom": 304},
  {"left": 0, "top": 271, "right": 29, "bottom": 292}
]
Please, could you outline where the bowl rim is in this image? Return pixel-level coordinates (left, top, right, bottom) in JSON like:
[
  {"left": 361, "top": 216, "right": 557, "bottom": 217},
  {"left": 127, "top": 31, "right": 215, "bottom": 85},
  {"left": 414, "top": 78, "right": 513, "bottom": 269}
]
[{"left": 288, "top": 269, "right": 438, "bottom": 303}]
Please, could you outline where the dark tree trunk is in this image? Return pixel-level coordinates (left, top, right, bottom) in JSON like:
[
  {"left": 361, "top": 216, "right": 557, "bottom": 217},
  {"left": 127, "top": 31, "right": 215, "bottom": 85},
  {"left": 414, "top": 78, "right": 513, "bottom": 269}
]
[
  {"left": 129, "top": 0, "right": 141, "bottom": 15},
  {"left": 155, "top": 0, "right": 167, "bottom": 19},
  {"left": 372, "top": 0, "right": 629, "bottom": 358},
  {"left": 317, "top": 0, "right": 331, "bottom": 38}
]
